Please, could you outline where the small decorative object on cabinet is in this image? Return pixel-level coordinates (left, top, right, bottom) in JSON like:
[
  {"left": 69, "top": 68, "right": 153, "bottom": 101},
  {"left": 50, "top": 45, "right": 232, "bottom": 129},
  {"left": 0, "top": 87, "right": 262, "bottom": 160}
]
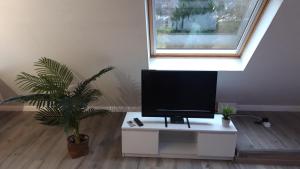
[
  {"left": 221, "top": 105, "right": 235, "bottom": 127},
  {"left": 0, "top": 57, "right": 114, "bottom": 158}
]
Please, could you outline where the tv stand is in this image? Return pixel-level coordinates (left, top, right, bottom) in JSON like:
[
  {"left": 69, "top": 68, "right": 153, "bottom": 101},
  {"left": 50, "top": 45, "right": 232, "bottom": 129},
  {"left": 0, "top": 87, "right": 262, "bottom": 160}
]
[
  {"left": 122, "top": 112, "right": 237, "bottom": 160},
  {"left": 165, "top": 116, "right": 190, "bottom": 128},
  {"left": 186, "top": 117, "right": 191, "bottom": 128},
  {"left": 164, "top": 117, "right": 168, "bottom": 128},
  {"left": 170, "top": 116, "right": 184, "bottom": 124}
]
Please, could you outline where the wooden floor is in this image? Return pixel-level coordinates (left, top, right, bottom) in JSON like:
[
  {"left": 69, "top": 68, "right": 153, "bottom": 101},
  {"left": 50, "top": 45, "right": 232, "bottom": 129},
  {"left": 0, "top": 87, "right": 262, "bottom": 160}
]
[
  {"left": 232, "top": 111, "right": 300, "bottom": 151},
  {"left": 0, "top": 111, "right": 299, "bottom": 169}
]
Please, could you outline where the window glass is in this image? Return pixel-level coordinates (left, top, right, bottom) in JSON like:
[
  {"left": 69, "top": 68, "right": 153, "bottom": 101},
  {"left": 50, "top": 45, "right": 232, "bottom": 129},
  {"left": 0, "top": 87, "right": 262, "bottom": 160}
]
[{"left": 151, "top": 0, "right": 265, "bottom": 55}]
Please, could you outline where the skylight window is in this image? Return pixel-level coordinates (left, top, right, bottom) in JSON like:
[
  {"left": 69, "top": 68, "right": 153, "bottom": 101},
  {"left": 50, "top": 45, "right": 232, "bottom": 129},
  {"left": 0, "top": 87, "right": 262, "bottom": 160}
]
[{"left": 147, "top": 0, "right": 268, "bottom": 57}]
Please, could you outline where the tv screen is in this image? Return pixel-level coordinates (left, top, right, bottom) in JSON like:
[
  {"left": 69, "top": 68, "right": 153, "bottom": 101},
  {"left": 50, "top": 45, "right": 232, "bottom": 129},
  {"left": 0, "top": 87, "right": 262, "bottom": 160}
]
[{"left": 142, "top": 70, "right": 217, "bottom": 119}]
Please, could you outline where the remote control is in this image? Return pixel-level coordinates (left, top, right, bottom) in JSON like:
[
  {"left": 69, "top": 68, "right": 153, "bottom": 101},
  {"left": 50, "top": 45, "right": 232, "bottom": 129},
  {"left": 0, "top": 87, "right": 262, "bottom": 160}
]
[
  {"left": 134, "top": 118, "right": 144, "bottom": 127},
  {"left": 127, "top": 120, "right": 136, "bottom": 127}
]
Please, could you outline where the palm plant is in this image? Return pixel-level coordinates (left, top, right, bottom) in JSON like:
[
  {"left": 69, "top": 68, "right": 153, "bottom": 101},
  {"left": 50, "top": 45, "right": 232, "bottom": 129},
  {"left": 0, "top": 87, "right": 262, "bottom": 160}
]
[{"left": 1, "top": 57, "right": 114, "bottom": 144}]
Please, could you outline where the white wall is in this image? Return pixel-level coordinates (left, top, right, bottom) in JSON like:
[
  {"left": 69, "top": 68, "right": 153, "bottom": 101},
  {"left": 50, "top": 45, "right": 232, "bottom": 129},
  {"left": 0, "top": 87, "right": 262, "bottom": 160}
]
[
  {"left": 217, "top": 0, "right": 300, "bottom": 106},
  {"left": 0, "top": 0, "right": 299, "bottom": 108},
  {"left": 0, "top": 0, "right": 148, "bottom": 106}
]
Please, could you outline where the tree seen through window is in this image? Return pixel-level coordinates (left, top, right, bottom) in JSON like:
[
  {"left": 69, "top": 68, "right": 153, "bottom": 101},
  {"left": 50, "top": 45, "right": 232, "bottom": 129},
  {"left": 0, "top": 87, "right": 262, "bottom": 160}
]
[{"left": 153, "top": 0, "right": 261, "bottom": 51}]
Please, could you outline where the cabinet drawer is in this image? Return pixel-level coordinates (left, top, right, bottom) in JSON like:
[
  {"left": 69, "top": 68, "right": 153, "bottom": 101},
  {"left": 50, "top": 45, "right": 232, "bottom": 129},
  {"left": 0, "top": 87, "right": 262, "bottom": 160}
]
[
  {"left": 197, "top": 133, "right": 237, "bottom": 157},
  {"left": 122, "top": 130, "right": 159, "bottom": 155}
]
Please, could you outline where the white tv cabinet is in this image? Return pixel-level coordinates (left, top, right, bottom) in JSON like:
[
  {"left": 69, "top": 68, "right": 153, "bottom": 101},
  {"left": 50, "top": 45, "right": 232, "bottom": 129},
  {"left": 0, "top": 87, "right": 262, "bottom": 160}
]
[{"left": 121, "top": 112, "right": 238, "bottom": 160}]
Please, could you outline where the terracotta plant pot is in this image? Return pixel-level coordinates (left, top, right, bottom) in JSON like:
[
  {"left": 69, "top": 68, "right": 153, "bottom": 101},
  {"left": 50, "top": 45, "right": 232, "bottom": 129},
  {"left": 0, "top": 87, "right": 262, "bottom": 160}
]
[
  {"left": 222, "top": 118, "right": 231, "bottom": 127},
  {"left": 67, "top": 134, "right": 89, "bottom": 159}
]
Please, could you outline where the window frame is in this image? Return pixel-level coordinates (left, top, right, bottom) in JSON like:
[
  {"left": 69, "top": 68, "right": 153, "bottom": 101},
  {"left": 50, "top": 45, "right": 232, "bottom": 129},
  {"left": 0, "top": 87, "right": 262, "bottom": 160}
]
[{"left": 147, "top": 0, "right": 270, "bottom": 58}]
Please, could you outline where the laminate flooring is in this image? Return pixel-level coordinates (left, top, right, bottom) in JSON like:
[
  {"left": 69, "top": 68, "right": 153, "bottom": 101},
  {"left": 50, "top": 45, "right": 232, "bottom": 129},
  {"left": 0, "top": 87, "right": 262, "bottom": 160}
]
[
  {"left": 232, "top": 111, "right": 300, "bottom": 151},
  {"left": 0, "top": 111, "right": 299, "bottom": 169}
]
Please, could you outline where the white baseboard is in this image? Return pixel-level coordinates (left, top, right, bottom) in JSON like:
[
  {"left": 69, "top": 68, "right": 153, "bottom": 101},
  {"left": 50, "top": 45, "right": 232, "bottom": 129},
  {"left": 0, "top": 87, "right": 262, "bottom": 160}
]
[
  {"left": 0, "top": 105, "right": 38, "bottom": 112},
  {"left": 91, "top": 106, "right": 141, "bottom": 112},
  {"left": 0, "top": 105, "right": 141, "bottom": 112},
  {"left": 237, "top": 105, "right": 300, "bottom": 112},
  {"left": 218, "top": 102, "right": 300, "bottom": 112},
  {"left": 1, "top": 104, "right": 300, "bottom": 113}
]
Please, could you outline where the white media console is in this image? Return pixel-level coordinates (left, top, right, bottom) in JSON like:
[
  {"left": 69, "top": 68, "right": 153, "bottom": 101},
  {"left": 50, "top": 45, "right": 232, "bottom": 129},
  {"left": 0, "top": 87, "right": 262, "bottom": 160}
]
[{"left": 121, "top": 112, "right": 238, "bottom": 160}]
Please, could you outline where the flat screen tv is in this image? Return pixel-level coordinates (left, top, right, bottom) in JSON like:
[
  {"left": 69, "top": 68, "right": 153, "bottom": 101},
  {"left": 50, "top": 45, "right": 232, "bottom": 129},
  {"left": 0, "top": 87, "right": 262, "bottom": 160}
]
[{"left": 142, "top": 70, "right": 217, "bottom": 123}]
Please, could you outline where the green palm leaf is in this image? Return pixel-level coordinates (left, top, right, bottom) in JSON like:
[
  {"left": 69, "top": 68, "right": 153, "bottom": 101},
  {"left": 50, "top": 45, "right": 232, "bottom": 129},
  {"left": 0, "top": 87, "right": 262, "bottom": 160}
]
[
  {"left": 16, "top": 57, "right": 74, "bottom": 94},
  {"left": 73, "top": 66, "right": 114, "bottom": 96},
  {"left": 34, "top": 57, "right": 74, "bottom": 90},
  {"left": 79, "top": 87, "right": 101, "bottom": 103},
  {"left": 35, "top": 107, "right": 64, "bottom": 126},
  {"left": 16, "top": 72, "right": 45, "bottom": 92},
  {"left": 0, "top": 94, "right": 54, "bottom": 108},
  {"left": 16, "top": 72, "right": 65, "bottom": 94}
]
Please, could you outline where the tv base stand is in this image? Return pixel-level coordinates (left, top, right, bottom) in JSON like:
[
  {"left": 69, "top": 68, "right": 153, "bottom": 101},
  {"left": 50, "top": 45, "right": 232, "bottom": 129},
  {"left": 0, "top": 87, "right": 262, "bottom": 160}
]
[
  {"left": 164, "top": 117, "right": 168, "bottom": 128},
  {"left": 165, "top": 116, "right": 190, "bottom": 128},
  {"left": 170, "top": 116, "right": 184, "bottom": 124},
  {"left": 186, "top": 117, "right": 190, "bottom": 128},
  {"left": 122, "top": 112, "right": 237, "bottom": 160}
]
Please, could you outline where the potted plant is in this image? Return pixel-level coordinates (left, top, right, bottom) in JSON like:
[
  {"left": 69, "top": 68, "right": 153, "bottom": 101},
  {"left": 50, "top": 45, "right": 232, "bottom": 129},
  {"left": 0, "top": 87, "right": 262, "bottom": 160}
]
[
  {"left": 1, "top": 57, "right": 114, "bottom": 158},
  {"left": 221, "top": 105, "right": 235, "bottom": 127}
]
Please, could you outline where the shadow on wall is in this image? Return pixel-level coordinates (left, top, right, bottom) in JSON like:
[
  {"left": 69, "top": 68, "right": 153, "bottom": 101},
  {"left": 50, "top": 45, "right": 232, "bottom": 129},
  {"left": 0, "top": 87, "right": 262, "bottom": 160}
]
[
  {"left": 0, "top": 78, "right": 25, "bottom": 111},
  {"left": 98, "top": 69, "right": 141, "bottom": 108},
  {"left": 72, "top": 68, "right": 140, "bottom": 109},
  {"left": 0, "top": 68, "right": 140, "bottom": 111}
]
